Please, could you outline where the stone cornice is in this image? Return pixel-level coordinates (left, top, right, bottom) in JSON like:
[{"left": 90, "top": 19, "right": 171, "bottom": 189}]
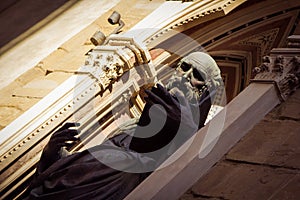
[{"left": 145, "top": 0, "right": 247, "bottom": 46}]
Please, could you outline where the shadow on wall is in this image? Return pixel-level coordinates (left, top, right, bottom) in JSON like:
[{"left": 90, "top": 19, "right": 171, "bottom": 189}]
[{"left": 0, "top": 0, "right": 69, "bottom": 49}]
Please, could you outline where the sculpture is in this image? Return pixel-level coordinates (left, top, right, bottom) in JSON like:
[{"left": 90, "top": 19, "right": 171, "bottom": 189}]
[{"left": 24, "top": 52, "right": 222, "bottom": 200}]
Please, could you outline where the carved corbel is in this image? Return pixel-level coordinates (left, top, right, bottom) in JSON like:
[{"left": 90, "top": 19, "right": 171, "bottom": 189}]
[
  {"left": 79, "top": 34, "right": 155, "bottom": 90},
  {"left": 251, "top": 50, "right": 300, "bottom": 101},
  {"left": 253, "top": 56, "right": 271, "bottom": 73}
]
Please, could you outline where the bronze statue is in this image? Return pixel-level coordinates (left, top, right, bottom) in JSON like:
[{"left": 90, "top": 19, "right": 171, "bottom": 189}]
[{"left": 25, "top": 52, "right": 222, "bottom": 200}]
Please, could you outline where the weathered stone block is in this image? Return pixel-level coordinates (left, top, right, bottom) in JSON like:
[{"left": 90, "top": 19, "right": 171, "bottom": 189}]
[
  {"left": 12, "top": 72, "right": 70, "bottom": 98},
  {"left": 227, "top": 120, "right": 300, "bottom": 169},
  {"left": 279, "top": 89, "right": 300, "bottom": 120},
  {"left": 191, "top": 161, "right": 298, "bottom": 200},
  {"left": 0, "top": 106, "right": 22, "bottom": 127},
  {"left": 269, "top": 174, "right": 300, "bottom": 200}
]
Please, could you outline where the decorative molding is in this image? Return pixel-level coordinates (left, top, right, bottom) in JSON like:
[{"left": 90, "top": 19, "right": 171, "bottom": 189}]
[
  {"left": 144, "top": 0, "right": 247, "bottom": 47},
  {"left": 252, "top": 47, "right": 300, "bottom": 101},
  {"left": 238, "top": 28, "right": 280, "bottom": 65},
  {"left": 287, "top": 35, "right": 300, "bottom": 48},
  {"left": 79, "top": 35, "right": 153, "bottom": 89}
]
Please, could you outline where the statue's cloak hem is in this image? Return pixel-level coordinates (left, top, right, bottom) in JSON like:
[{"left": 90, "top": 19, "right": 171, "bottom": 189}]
[{"left": 26, "top": 135, "right": 154, "bottom": 200}]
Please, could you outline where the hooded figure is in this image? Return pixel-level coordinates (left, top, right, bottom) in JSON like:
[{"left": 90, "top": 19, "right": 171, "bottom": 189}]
[
  {"left": 25, "top": 52, "right": 222, "bottom": 200},
  {"left": 129, "top": 52, "right": 223, "bottom": 155}
]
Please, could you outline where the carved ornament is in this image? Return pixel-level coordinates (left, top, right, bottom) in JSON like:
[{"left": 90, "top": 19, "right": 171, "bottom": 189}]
[
  {"left": 252, "top": 48, "right": 300, "bottom": 101},
  {"left": 238, "top": 28, "right": 279, "bottom": 65},
  {"left": 79, "top": 35, "right": 152, "bottom": 90}
]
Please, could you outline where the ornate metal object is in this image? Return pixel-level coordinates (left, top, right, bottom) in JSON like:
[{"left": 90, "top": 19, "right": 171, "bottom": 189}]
[{"left": 90, "top": 11, "right": 125, "bottom": 46}]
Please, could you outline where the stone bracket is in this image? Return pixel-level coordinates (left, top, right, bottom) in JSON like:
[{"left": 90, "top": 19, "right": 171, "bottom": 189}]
[
  {"left": 78, "top": 34, "right": 155, "bottom": 90},
  {"left": 251, "top": 48, "right": 300, "bottom": 101}
]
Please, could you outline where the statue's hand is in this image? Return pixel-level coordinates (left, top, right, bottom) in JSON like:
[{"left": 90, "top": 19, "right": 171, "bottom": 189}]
[
  {"left": 129, "top": 84, "right": 198, "bottom": 153},
  {"left": 145, "top": 84, "right": 197, "bottom": 135},
  {"left": 38, "top": 122, "right": 80, "bottom": 172}
]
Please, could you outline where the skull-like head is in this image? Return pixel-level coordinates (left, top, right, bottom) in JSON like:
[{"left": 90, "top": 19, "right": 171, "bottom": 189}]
[{"left": 166, "top": 52, "right": 222, "bottom": 104}]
